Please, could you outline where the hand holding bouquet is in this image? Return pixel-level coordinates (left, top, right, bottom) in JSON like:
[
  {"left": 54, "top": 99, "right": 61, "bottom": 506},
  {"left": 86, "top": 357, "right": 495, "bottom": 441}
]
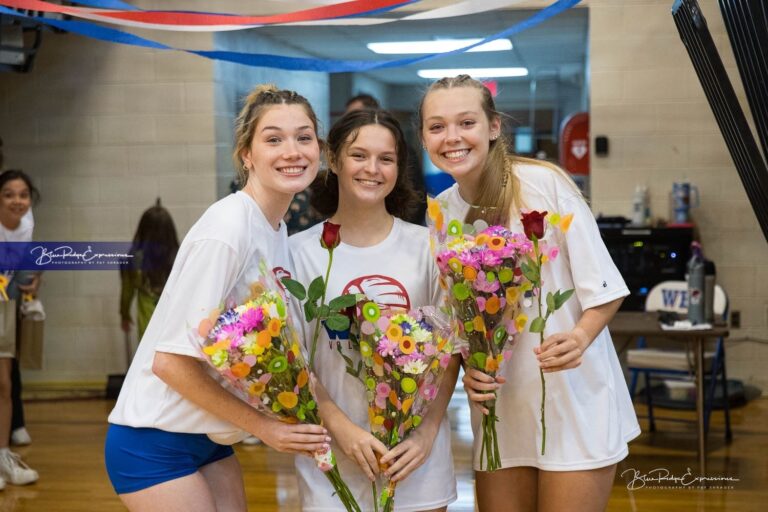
[
  {"left": 427, "top": 198, "right": 531, "bottom": 471},
  {"left": 347, "top": 302, "right": 453, "bottom": 512},
  {"left": 197, "top": 263, "right": 360, "bottom": 512}
]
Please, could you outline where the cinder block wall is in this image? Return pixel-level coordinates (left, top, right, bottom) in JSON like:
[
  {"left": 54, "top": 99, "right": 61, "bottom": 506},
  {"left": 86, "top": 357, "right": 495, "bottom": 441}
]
[
  {"left": 1, "top": 31, "right": 218, "bottom": 382},
  {"left": 588, "top": 0, "right": 768, "bottom": 391},
  {"left": 0, "top": 1, "right": 765, "bottom": 392}
]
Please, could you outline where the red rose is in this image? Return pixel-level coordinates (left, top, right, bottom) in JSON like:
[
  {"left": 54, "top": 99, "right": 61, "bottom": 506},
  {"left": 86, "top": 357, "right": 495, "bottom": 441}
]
[
  {"left": 320, "top": 221, "right": 341, "bottom": 250},
  {"left": 521, "top": 210, "right": 548, "bottom": 240}
]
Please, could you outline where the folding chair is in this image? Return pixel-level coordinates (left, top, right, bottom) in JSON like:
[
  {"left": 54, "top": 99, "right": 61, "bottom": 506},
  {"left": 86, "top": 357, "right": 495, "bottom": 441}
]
[{"left": 627, "top": 280, "right": 732, "bottom": 441}]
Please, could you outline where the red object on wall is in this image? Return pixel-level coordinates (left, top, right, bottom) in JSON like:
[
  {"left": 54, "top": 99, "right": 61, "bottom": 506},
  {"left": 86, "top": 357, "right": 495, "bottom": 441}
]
[{"left": 559, "top": 112, "right": 589, "bottom": 176}]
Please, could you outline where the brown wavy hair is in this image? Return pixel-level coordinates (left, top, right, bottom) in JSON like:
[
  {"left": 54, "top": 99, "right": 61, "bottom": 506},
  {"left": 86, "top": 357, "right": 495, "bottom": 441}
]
[
  {"left": 232, "top": 84, "right": 321, "bottom": 187},
  {"left": 310, "top": 109, "right": 419, "bottom": 220},
  {"left": 123, "top": 199, "right": 179, "bottom": 294}
]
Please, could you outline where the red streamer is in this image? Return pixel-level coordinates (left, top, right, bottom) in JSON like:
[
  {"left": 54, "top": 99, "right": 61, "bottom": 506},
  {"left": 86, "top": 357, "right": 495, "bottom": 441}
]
[{"left": 0, "top": 0, "right": 415, "bottom": 26}]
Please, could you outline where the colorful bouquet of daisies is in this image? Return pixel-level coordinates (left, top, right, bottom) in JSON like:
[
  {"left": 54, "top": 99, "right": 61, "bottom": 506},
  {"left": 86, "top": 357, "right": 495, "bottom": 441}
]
[
  {"left": 340, "top": 301, "right": 453, "bottom": 512},
  {"left": 427, "top": 198, "right": 532, "bottom": 471},
  {"left": 196, "top": 263, "right": 360, "bottom": 512}
]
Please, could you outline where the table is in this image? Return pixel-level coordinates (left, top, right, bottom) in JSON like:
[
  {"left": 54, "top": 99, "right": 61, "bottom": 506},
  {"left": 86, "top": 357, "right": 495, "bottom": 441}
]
[{"left": 609, "top": 311, "right": 730, "bottom": 476}]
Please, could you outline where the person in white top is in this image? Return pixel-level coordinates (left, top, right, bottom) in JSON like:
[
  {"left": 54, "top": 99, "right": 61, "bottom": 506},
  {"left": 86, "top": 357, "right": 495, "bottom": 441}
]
[
  {"left": 0, "top": 171, "right": 39, "bottom": 450},
  {"left": 105, "top": 85, "right": 331, "bottom": 512},
  {"left": 290, "top": 109, "right": 460, "bottom": 511},
  {"left": 0, "top": 170, "right": 41, "bottom": 489},
  {"left": 418, "top": 75, "right": 640, "bottom": 512}
]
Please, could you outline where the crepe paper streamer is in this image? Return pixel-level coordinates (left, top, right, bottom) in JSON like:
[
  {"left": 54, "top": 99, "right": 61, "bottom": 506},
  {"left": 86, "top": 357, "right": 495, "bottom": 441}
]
[
  {"left": 69, "top": 0, "right": 138, "bottom": 9},
  {"left": 0, "top": 0, "right": 419, "bottom": 27},
  {"left": 2, "top": 0, "right": 530, "bottom": 31},
  {"left": 271, "top": 0, "right": 528, "bottom": 28},
  {"left": 404, "top": 0, "right": 525, "bottom": 20},
  {"left": 0, "top": 0, "right": 580, "bottom": 72}
]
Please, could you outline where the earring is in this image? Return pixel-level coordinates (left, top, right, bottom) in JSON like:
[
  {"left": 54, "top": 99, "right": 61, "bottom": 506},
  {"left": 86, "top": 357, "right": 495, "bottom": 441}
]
[
  {"left": 490, "top": 133, "right": 499, "bottom": 141},
  {"left": 242, "top": 163, "right": 249, "bottom": 171}
]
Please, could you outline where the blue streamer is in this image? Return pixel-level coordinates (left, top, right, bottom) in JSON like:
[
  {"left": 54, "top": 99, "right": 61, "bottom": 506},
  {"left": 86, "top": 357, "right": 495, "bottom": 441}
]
[
  {"left": 0, "top": 0, "right": 581, "bottom": 73},
  {"left": 68, "top": 0, "right": 139, "bottom": 10}
]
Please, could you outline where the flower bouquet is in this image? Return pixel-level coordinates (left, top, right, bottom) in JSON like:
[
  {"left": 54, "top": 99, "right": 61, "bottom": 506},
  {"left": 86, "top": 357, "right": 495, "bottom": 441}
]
[
  {"left": 197, "top": 263, "right": 360, "bottom": 512},
  {"left": 343, "top": 301, "right": 454, "bottom": 512},
  {"left": 427, "top": 198, "right": 531, "bottom": 471},
  {"left": 519, "top": 210, "right": 575, "bottom": 455}
]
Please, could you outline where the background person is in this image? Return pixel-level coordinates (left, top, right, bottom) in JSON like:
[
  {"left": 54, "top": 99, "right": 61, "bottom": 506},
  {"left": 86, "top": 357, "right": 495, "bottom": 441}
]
[{"left": 0, "top": 169, "right": 41, "bottom": 488}]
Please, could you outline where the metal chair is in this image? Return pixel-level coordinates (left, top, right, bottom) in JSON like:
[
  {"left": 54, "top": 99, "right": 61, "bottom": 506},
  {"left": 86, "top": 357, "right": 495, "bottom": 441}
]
[{"left": 627, "top": 280, "right": 732, "bottom": 441}]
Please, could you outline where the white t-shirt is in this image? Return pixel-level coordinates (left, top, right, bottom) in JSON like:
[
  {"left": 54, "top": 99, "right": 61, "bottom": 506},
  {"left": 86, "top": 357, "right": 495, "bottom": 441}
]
[
  {"left": 437, "top": 163, "right": 640, "bottom": 471},
  {"left": 289, "top": 218, "right": 457, "bottom": 512},
  {"left": 1, "top": 210, "right": 35, "bottom": 298},
  {"left": 0, "top": 210, "right": 34, "bottom": 242},
  {"left": 109, "top": 191, "right": 290, "bottom": 442}
]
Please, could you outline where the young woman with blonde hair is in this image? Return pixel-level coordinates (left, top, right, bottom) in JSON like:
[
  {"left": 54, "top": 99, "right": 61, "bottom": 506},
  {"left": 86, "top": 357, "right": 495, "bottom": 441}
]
[
  {"left": 419, "top": 75, "right": 639, "bottom": 512},
  {"left": 105, "top": 85, "right": 330, "bottom": 512}
]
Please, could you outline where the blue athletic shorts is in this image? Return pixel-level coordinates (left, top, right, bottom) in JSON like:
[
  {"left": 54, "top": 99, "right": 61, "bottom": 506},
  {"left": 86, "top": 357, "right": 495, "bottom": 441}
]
[{"left": 104, "top": 424, "right": 236, "bottom": 494}]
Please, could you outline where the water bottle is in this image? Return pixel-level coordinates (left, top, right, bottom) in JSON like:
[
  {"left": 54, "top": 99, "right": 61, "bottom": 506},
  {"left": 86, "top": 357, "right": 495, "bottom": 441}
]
[
  {"left": 687, "top": 242, "right": 706, "bottom": 324},
  {"left": 704, "top": 259, "right": 716, "bottom": 323},
  {"left": 631, "top": 186, "right": 647, "bottom": 226}
]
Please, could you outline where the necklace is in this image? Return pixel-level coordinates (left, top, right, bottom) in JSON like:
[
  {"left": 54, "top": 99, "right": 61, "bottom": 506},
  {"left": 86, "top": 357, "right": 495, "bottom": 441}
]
[{"left": 467, "top": 203, "right": 500, "bottom": 215}]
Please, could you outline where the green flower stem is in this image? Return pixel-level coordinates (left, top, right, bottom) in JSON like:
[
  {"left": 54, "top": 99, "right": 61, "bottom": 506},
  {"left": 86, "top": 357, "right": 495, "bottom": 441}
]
[
  {"left": 533, "top": 238, "right": 547, "bottom": 456},
  {"left": 324, "top": 466, "right": 361, "bottom": 512},
  {"left": 481, "top": 403, "right": 501, "bottom": 471},
  {"left": 306, "top": 398, "right": 360, "bottom": 511},
  {"left": 309, "top": 249, "right": 334, "bottom": 370}
]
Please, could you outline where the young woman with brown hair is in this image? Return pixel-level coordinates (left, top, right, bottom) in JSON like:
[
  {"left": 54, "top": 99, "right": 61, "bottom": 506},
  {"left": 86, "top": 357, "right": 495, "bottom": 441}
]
[{"left": 290, "top": 109, "right": 459, "bottom": 512}]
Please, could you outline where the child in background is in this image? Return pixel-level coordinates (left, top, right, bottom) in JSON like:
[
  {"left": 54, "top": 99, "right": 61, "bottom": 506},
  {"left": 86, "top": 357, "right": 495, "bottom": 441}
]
[
  {"left": 120, "top": 200, "right": 179, "bottom": 340},
  {"left": 0, "top": 169, "right": 40, "bottom": 488}
]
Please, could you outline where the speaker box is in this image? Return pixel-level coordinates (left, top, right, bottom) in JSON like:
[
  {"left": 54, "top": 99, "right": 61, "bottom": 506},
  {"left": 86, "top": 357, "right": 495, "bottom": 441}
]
[{"left": 595, "top": 136, "right": 609, "bottom": 156}]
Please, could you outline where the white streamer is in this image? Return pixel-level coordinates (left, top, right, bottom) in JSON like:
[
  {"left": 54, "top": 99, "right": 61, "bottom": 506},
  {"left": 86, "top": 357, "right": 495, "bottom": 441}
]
[{"left": 58, "top": 0, "right": 528, "bottom": 32}]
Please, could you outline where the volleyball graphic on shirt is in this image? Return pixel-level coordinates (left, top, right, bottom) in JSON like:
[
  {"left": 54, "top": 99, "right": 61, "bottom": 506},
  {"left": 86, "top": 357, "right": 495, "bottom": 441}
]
[
  {"left": 272, "top": 266, "right": 292, "bottom": 291},
  {"left": 342, "top": 274, "right": 411, "bottom": 311},
  {"left": 323, "top": 274, "right": 411, "bottom": 341}
]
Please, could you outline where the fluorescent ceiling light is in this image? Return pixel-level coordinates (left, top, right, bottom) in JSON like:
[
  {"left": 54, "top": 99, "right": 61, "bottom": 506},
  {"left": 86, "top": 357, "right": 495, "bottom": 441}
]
[
  {"left": 417, "top": 68, "right": 529, "bottom": 79},
  {"left": 367, "top": 38, "right": 512, "bottom": 54}
]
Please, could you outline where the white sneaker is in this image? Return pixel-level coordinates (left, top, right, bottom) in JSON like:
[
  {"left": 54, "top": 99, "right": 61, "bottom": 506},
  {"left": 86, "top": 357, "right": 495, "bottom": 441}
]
[
  {"left": 241, "top": 435, "right": 262, "bottom": 446},
  {"left": 11, "top": 428, "right": 31, "bottom": 446},
  {"left": 0, "top": 450, "right": 38, "bottom": 485}
]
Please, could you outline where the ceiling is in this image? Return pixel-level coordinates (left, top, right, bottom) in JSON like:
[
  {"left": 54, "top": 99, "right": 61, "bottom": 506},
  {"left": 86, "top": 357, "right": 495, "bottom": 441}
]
[{"left": 251, "top": 7, "right": 588, "bottom": 86}]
